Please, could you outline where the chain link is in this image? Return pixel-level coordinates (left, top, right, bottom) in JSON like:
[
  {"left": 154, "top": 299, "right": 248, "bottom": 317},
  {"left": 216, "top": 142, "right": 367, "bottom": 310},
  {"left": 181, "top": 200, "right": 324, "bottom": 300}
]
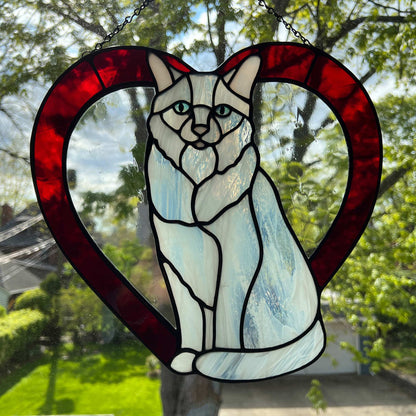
[
  {"left": 257, "top": 0, "right": 312, "bottom": 46},
  {"left": 84, "top": 0, "right": 311, "bottom": 56},
  {"left": 85, "top": 0, "right": 154, "bottom": 55}
]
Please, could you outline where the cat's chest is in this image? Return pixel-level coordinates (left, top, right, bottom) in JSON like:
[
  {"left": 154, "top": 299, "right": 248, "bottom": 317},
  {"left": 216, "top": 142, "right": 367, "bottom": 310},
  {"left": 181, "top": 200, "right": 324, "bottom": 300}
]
[
  {"left": 146, "top": 144, "right": 258, "bottom": 224},
  {"left": 146, "top": 145, "right": 195, "bottom": 223}
]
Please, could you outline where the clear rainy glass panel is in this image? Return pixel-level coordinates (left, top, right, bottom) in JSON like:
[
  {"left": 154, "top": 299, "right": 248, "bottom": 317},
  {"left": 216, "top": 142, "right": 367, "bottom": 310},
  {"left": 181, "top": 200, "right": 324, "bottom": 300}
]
[{"left": 67, "top": 86, "right": 176, "bottom": 324}]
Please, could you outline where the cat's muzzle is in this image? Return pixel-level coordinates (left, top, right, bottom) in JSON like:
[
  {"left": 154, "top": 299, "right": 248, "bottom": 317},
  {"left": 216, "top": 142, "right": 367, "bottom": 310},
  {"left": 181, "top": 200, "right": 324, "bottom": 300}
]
[{"left": 194, "top": 139, "right": 209, "bottom": 149}]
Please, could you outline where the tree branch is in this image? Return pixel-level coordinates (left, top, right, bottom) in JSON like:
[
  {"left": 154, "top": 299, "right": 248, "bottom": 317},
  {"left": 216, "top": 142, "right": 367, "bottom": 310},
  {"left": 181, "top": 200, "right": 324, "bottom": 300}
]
[
  {"left": 326, "top": 14, "right": 410, "bottom": 49},
  {"left": 368, "top": 0, "right": 414, "bottom": 15},
  {"left": 39, "top": 0, "right": 107, "bottom": 37},
  {"left": 215, "top": 0, "right": 227, "bottom": 64},
  {"left": 205, "top": 2, "right": 217, "bottom": 57},
  {"left": 271, "top": 0, "right": 291, "bottom": 16},
  {"left": 100, "top": 0, "right": 120, "bottom": 27},
  {"left": 0, "top": 105, "right": 26, "bottom": 138},
  {"left": 360, "top": 68, "right": 377, "bottom": 84},
  {"left": 270, "top": 0, "right": 291, "bottom": 38},
  {"left": 0, "top": 147, "right": 29, "bottom": 164},
  {"left": 125, "top": 88, "right": 149, "bottom": 151},
  {"left": 285, "top": 4, "right": 309, "bottom": 18},
  {"left": 378, "top": 165, "right": 412, "bottom": 198}
]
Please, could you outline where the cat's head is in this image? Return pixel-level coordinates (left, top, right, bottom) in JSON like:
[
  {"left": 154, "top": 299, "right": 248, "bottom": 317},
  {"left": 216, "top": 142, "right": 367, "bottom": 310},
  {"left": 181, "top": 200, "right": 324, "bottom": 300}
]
[{"left": 148, "top": 53, "right": 261, "bottom": 181}]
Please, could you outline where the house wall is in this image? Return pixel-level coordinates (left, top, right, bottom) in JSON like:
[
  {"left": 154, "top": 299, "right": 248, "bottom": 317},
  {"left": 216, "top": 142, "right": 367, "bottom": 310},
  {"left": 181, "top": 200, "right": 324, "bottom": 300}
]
[
  {"left": 297, "top": 319, "right": 361, "bottom": 375},
  {"left": 0, "top": 288, "right": 9, "bottom": 310}
]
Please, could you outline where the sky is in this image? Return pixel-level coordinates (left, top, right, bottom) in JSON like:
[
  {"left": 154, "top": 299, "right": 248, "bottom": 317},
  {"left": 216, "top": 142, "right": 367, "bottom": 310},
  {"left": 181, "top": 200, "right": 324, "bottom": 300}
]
[
  {"left": 68, "top": 91, "right": 139, "bottom": 204},
  {"left": 67, "top": 88, "right": 142, "bottom": 233}
]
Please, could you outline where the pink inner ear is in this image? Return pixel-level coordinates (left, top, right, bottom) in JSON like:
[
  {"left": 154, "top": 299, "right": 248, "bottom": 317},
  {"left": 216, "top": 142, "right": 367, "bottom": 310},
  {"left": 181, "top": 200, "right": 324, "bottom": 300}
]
[
  {"left": 32, "top": 44, "right": 381, "bottom": 365},
  {"left": 228, "top": 55, "right": 261, "bottom": 98},
  {"left": 148, "top": 53, "right": 174, "bottom": 91}
]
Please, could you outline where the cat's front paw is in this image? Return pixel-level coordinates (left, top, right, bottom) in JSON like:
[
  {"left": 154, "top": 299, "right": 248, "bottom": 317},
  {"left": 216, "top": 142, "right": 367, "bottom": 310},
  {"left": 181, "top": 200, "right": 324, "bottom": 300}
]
[{"left": 170, "top": 351, "right": 197, "bottom": 374}]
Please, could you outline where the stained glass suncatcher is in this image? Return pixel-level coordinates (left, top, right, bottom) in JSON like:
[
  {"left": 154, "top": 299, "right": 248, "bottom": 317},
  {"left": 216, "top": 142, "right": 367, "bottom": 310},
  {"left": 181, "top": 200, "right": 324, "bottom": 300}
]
[{"left": 31, "top": 43, "right": 382, "bottom": 381}]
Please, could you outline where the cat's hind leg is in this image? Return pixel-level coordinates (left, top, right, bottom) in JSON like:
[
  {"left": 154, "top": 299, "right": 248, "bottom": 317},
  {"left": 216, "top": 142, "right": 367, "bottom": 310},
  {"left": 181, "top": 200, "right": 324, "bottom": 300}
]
[{"left": 194, "top": 320, "right": 325, "bottom": 381}]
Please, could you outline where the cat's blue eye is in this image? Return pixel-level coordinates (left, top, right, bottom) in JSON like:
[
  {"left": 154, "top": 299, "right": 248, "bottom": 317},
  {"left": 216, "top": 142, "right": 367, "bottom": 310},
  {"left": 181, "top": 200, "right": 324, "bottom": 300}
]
[
  {"left": 214, "top": 104, "right": 232, "bottom": 117},
  {"left": 173, "top": 101, "right": 191, "bottom": 114}
]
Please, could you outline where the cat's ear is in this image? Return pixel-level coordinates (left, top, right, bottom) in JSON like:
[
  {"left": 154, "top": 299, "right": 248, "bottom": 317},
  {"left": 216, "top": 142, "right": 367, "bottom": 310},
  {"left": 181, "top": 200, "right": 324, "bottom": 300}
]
[
  {"left": 226, "top": 55, "right": 261, "bottom": 99},
  {"left": 148, "top": 53, "right": 182, "bottom": 92}
]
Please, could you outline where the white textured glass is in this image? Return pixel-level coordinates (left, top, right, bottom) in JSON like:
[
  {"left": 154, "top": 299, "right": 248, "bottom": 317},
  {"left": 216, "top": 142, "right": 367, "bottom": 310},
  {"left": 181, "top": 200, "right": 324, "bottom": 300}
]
[
  {"left": 153, "top": 216, "right": 219, "bottom": 306},
  {"left": 149, "top": 116, "right": 185, "bottom": 166},
  {"left": 216, "top": 118, "right": 252, "bottom": 171},
  {"left": 148, "top": 146, "right": 194, "bottom": 223},
  {"left": 244, "top": 172, "right": 318, "bottom": 347},
  {"left": 163, "top": 263, "right": 203, "bottom": 352},
  {"left": 181, "top": 145, "right": 216, "bottom": 184},
  {"left": 206, "top": 197, "right": 260, "bottom": 348},
  {"left": 195, "top": 321, "right": 324, "bottom": 380},
  {"left": 194, "top": 146, "right": 257, "bottom": 222}
]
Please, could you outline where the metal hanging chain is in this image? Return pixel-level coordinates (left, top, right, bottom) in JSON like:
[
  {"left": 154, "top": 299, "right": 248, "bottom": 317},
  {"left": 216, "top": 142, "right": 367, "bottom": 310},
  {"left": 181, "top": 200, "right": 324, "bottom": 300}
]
[
  {"left": 87, "top": 0, "right": 311, "bottom": 55},
  {"left": 87, "top": 0, "right": 154, "bottom": 54},
  {"left": 257, "top": 0, "right": 312, "bottom": 46}
]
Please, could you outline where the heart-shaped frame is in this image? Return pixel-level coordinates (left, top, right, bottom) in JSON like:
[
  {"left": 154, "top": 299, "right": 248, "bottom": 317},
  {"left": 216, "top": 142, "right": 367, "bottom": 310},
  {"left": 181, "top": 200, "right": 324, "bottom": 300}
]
[{"left": 31, "top": 43, "right": 382, "bottom": 366}]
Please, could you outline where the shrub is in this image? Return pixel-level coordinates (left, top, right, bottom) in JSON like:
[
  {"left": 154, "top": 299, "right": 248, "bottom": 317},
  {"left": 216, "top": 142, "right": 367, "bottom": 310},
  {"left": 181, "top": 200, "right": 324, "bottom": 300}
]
[
  {"left": 14, "top": 288, "right": 49, "bottom": 314},
  {"left": 60, "top": 284, "right": 103, "bottom": 347},
  {"left": 0, "top": 306, "right": 6, "bottom": 318},
  {"left": 41, "top": 273, "right": 62, "bottom": 345},
  {"left": 145, "top": 354, "right": 161, "bottom": 379},
  {"left": 0, "top": 309, "right": 47, "bottom": 369},
  {"left": 40, "top": 272, "right": 61, "bottom": 296}
]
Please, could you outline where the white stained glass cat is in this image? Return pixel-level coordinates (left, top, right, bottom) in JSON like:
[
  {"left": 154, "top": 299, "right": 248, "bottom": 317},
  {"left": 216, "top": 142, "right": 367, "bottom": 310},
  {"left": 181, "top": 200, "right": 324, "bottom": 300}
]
[{"left": 145, "top": 52, "right": 325, "bottom": 381}]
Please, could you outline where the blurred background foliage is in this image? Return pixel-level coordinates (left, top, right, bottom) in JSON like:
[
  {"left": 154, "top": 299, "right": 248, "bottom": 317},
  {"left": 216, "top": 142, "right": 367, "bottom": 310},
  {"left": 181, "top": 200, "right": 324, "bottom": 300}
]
[{"left": 0, "top": 0, "right": 415, "bottom": 414}]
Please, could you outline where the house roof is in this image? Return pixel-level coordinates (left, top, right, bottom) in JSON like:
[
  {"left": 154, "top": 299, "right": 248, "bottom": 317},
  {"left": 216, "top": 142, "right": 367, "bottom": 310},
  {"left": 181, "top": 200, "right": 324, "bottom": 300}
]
[
  {"left": 0, "top": 257, "right": 42, "bottom": 295},
  {"left": 0, "top": 204, "right": 47, "bottom": 250},
  {"left": 0, "top": 204, "right": 58, "bottom": 296}
]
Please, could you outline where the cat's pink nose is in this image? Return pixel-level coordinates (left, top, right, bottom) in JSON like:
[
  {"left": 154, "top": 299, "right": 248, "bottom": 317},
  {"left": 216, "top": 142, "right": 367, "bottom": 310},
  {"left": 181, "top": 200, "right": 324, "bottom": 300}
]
[
  {"left": 193, "top": 125, "right": 208, "bottom": 135},
  {"left": 193, "top": 106, "right": 210, "bottom": 135}
]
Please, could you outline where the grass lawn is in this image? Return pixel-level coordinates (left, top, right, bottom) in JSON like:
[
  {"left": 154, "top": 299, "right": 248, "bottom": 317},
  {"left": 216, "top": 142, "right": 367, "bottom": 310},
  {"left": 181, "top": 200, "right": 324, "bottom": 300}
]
[{"left": 0, "top": 341, "right": 162, "bottom": 416}]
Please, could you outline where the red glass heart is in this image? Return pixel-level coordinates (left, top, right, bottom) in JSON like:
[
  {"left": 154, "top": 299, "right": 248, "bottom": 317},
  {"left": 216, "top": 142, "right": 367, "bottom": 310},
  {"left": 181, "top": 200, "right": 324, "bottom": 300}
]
[{"left": 31, "top": 43, "right": 382, "bottom": 366}]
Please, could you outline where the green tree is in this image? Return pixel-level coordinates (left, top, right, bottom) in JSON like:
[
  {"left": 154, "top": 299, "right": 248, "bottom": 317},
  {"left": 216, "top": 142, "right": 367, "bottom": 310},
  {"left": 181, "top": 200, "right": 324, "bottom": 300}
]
[
  {"left": 40, "top": 272, "right": 62, "bottom": 345},
  {"left": 59, "top": 268, "right": 105, "bottom": 349},
  {"left": 13, "top": 273, "right": 62, "bottom": 345},
  {"left": 328, "top": 93, "right": 416, "bottom": 369},
  {"left": 59, "top": 240, "right": 152, "bottom": 348}
]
